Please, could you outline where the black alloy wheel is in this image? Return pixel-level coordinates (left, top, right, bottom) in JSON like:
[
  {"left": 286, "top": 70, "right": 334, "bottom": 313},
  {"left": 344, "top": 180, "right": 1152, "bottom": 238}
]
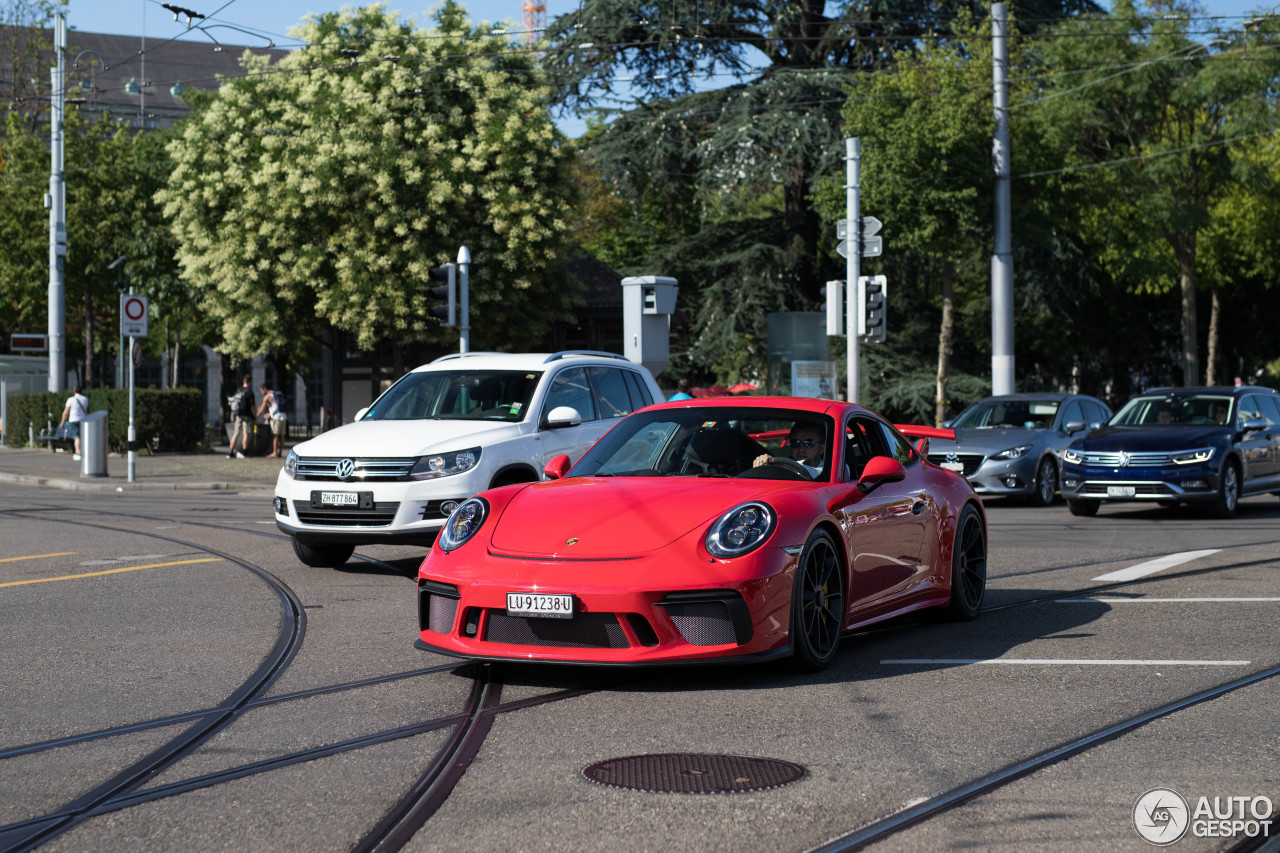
[
  {"left": 1207, "top": 460, "right": 1240, "bottom": 519},
  {"left": 1029, "top": 457, "right": 1057, "bottom": 507},
  {"left": 1067, "top": 498, "right": 1100, "bottom": 517},
  {"left": 945, "top": 504, "right": 987, "bottom": 620},
  {"left": 789, "top": 529, "right": 845, "bottom": 672},
  {"left": 291, "top": 537, "right": 355, "bottom": 568}
]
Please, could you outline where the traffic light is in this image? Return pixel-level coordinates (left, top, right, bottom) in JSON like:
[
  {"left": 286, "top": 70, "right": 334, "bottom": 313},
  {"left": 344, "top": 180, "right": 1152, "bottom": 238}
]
[
  {"left": 858, "top": 275, "right": 887, "bottom": 343},
  {"left": 428, "top": 263, "right": 456, "bottom": 327},
  {"left": 824, "top": 280, "right": 844, "bottom": 337}
]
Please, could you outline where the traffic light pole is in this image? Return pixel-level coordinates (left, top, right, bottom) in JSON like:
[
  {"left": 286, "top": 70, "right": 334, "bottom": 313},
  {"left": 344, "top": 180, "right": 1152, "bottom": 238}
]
[
  {"left": 845, "top": 138, "right": 861, "bottom": 404},
  {"left": 458, "top": 246, "right": 470, "bottom": 354}
]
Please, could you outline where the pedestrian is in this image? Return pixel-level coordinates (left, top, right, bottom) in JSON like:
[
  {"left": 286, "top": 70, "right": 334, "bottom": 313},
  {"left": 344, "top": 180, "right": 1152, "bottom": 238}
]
[
  {"left": 257, "top": 383, "right": 288, "bottom": 458},
  {"left": 669, "top": 378, "right": 694, "bottom": 401},
  {"left": 227, "top": 375, "right": 256, "bottom": 458},
  {"left": 58, "top": 384, "right": 89, "bottom": 461}
]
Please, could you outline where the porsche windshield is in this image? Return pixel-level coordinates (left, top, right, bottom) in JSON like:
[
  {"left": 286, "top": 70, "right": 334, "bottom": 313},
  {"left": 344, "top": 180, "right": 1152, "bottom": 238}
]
[
  {"left": 951, "top": 399, "right": 1059, "bottom": 430},
  {"left": 360, "top": 370, "right": 542, "bottom": 422},
  {"left": 1110, "top": 394, "right": 1233, "bottom": 427},
  {"left": 571, "top": 407, "right": 834, "bottom": 480}
]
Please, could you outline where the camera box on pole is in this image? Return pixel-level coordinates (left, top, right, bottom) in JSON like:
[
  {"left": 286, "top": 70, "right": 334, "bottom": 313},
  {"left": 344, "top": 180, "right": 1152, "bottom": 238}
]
[{"left": 621, "top": 275, "right": 678, "bottom": 378}]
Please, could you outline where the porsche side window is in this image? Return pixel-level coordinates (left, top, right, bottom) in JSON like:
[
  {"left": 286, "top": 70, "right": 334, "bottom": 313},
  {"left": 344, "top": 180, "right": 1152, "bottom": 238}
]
[
  {"left": 544, "top": 368, "right": 597, "bottom": 422},
  {"left": 872, "top": 421, "right": 915, "bottom": 466},
  {"left": 595, "top": 422, "right": 678, "bottom": 474},
  {"left": 843, "top": 419, "right": 876, "bottom": 481}
]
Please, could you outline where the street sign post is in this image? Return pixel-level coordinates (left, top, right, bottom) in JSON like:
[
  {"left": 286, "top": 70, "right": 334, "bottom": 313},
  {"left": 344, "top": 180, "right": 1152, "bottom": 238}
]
[
  {"left": 120, "top": 294, "right": 148, "bottom": 337},
  {"left": 835, "top": 217, "right": 885, "bottom": 259}
]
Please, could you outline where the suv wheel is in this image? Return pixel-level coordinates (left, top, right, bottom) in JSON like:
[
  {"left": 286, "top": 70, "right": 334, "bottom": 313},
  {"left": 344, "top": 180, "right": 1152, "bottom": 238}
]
[
  {"left": 291, "top": 537, "right": 355, "bottom": 568},
  {"left": 1028, "top": 457, "right": 1057, "bottom": 507},
  {"left": 1207, "top": 461, "right": 1239, "bottom": 519}
]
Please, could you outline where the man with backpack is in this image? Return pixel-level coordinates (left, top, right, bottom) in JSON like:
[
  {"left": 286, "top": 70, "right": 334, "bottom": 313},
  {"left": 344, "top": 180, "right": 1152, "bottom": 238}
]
[
  {"left": 257, "top": 383, "right": 288, "bottom": 459},
  {"left": 227, "top": 375, "right": 256, "bottom": 458}
]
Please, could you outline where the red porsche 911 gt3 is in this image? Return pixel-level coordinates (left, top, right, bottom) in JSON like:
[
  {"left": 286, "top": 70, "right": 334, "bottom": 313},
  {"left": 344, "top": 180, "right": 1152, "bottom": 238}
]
[{"left": 414, "top": 397, "right": 987, "bottom": 671}]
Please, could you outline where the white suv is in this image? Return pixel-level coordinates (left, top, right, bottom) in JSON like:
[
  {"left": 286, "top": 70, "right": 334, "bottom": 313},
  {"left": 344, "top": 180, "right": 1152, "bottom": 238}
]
[{"left": 273, "top": 351, "right": 664, "bottom": 567}]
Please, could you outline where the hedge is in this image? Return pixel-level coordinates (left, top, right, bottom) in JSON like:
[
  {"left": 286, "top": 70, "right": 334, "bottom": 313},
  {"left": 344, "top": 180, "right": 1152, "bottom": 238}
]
[{"left": 3, "top": 387, "right": 207, "bottom": 453}]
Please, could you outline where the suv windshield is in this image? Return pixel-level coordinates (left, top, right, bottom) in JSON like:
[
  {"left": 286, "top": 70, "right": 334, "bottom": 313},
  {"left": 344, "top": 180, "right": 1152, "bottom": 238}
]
[
  {"left": 951, "top": 399, "right": 1059, "bottom": 430},
  {"left": 361, "top": 370, "right": 542, "bottom": 422},
  {"left": 1110, "top": 394, "right": 1233, "bottom": 427}
]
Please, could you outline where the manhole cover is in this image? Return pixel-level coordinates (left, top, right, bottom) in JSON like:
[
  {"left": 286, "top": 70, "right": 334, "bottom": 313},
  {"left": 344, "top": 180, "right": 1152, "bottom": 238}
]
[{"left": 582, "top": 753, "right": 806, "bottom": 794}]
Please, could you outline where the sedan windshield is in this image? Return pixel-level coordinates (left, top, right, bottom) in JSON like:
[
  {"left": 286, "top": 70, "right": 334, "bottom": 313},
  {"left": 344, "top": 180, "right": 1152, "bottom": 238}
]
[
  {"left": 1110, "top": 394, "right": 1233, "bottom": 427},
  {"left": 951, "top": 399, "right": 1059, "bottom": 430},
  {"left": 571, "top": 407, "right": 834, "bottom": 481},
  {"left": 361, "top": 370, "right": 542, "bottom": 422}
]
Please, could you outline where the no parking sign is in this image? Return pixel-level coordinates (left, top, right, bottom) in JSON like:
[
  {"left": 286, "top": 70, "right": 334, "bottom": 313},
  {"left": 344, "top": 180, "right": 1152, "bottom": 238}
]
[{"left": 121, "top": 294, "right": 148, "bottom": 337}]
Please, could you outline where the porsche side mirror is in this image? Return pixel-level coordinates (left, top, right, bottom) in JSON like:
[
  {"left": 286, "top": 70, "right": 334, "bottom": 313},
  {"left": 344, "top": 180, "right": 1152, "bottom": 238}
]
[
  {"left": 857, "top": 456, "right": 907, "bottom": 493},
  {"left": 543, "top": 454, "right": 572, "bottom": 480},
  {"left": 1063, "top": 420, "right": 1085, "bottom": 435},
  {"left": 543, "top": 406, "right": 582, "bottom": 429}
]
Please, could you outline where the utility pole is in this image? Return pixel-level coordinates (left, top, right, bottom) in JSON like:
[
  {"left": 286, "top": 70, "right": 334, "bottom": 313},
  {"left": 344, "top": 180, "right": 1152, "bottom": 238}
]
[
  {"left": 845, "top": 138, "right": 861, "bottom": 403},
  {"left": 47, "top": 12, "right": 67, "bottom": 392},
  {"left": 991, "top": 1, "right": 1015, "bottom": 395},
  {"left": 457, "top": 246, "right": 471, "bottom": 354}
]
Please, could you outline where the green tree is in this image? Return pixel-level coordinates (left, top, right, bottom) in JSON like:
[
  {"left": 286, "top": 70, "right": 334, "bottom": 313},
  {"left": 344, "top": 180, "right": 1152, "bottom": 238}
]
[
  {"left": 1030, "top": 0, "right": 1280, "bottom": 386},
  {"left": 158, "top": 2, "right": 577, "bottom": 374}
]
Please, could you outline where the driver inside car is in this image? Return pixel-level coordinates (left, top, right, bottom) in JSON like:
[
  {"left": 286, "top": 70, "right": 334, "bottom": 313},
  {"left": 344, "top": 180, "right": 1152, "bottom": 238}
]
[{"left": 753, "top": 422, "right": 826, "bottom": 479}]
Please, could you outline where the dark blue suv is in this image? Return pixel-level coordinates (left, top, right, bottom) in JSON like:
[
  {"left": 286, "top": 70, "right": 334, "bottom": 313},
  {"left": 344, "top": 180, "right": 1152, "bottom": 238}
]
[{"left": 1060, "top": 386, "right": 1280, "bottom": 518}]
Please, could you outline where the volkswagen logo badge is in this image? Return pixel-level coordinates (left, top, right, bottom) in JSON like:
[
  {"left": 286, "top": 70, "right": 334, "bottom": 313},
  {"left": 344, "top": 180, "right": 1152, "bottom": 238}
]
[
  {"left": 335, "top": 458, "right": 356, "bottom": 480},
  {"left": 1118, "top": 452, "right": 1130, "bottom": 468}
]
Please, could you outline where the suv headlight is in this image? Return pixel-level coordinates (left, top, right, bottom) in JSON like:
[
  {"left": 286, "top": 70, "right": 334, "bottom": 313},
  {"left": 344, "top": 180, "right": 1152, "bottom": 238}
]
[
  {"left": 438, "top": 497, "right": 488, "bottom": 552},
  {"left": 706, "top": 502, "right": 776, "bottom": 559},
  {"left": 284, "top": 449, "right": 299, "bottom": 478},
  {"left": 411, "top": 447, "right": 481, "bottom": 480},
  {"left": 1063, "top": 448, "right": 1084, "bottom": 464},
  {"left": 995, "top": 444, "right": 1031, "bottom": 459},
  {"left": 1171, "top": 447, "right": 1214, "bottom": 465}
]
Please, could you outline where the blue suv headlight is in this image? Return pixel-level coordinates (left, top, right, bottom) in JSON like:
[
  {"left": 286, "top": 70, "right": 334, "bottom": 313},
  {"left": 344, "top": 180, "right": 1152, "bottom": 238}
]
[{"left": 1171, "top": 448, "right": 1214, "bottom": 465}]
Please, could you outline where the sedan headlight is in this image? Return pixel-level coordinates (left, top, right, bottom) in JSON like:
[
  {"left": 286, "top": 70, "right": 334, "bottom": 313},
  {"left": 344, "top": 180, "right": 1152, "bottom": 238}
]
[
  {"left": 1063, "top": 448, "right": 1084, "bottom": 464},
  {"left": 1171, "top": 447, "right": 1214, "bottom": 465},
  {"left": 284, "top": 449, "right": 299, "bottom": 477},
  {"left": 411, "top": 447, "right": 481, "bottom": 480},
  {"left": 994, "top": 444, "right": 1031, "bottom": 460},
  {"left": 706, "top": 502, "right": 776, "bottom": 559},
  {"left": 438, "top": 497, "right": 488, "bottom": 552}
]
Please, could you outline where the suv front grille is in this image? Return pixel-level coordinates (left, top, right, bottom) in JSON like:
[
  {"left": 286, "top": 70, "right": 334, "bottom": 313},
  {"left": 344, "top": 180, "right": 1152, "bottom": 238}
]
[
  {"left": 294, "top": 457, "right": 417, "bottom": 481},
  {"left": 294, "top": 500, "right": 400, "bottom": 526}
]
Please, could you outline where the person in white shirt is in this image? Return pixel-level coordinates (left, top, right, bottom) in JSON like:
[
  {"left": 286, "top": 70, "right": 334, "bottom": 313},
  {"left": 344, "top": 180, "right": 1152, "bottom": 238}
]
[
  {"left": 256, "top": 383, "right": 287, "bottom": 459},
  {"left": 58, "top": 384, "right": 89, "bottom": 461},
  {"left": 752, "top": 422, "right": 826, "bottom": 479}
]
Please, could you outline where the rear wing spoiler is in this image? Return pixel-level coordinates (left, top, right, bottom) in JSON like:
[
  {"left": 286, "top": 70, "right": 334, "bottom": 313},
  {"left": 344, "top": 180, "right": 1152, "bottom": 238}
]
[{"left": 893, "top": 424, "right": 961, "bottom": 457}]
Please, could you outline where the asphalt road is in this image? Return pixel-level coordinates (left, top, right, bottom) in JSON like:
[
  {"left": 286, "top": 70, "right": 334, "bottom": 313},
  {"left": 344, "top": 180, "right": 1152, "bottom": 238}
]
[{"left": 1, "top": 483, "right": 1277, "bottom": 853}]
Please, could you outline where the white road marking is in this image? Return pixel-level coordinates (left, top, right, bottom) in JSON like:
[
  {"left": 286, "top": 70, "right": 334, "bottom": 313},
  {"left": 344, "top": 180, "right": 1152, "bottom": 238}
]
[
  {"left": 1091, "top": 549, "right": 1220, "bottom": 582},
  {"left": 1058, "top": 598, "right": 1280, "bottom": 603},
  {"left": 882, "top": 659, "right": 1249, "bottom": 666}
]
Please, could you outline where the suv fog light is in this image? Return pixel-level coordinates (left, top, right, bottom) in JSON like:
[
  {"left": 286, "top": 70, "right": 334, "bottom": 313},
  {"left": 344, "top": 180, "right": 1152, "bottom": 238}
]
[
  {"left": 1182, "top": 479, "right": 1208, "bottom": 490},
  {"left": 1063, "top": 479, "right": 1079, "bottom": 488},
  {"left": 273, "top": 496, "right": 287, "bottom": 515}
]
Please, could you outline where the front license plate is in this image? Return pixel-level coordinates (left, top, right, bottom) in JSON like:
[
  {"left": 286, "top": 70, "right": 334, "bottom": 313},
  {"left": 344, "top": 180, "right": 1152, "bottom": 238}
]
[
  {"left": 320, "top": 491, "right": 359, "bottom": 507},
  {"left": 506, "top": 592, "right": 574, "bottom": 619},
  {"left": 1106, "top": 486, "right": 1136, "bottom": 498},
  {"left": 941, "top": 462, "right": 965, "bottom": 473}
]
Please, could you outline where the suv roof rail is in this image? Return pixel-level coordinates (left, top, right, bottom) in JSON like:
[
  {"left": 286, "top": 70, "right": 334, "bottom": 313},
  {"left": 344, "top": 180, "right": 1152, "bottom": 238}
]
[
  {"left": 430, "top": 351, "right": 509, "bottom": 364},
  {"left": 543, "top": 350, "right": 630, "bottom": 364}
]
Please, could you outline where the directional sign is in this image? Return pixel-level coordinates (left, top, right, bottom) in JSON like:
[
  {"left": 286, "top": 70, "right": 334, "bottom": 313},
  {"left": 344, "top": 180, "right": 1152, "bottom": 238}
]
[
  {"left": 861, "top": 236, "right": 883, "bottom": 257},
  {"left": 861, "top": 216, "right": 882, "bottom": 237},
  {"left": 121, "top": 294, "right": 149, "bottom": 338},
  {"left": 836, "top": 217, "right": 885, "bottom": 258}
]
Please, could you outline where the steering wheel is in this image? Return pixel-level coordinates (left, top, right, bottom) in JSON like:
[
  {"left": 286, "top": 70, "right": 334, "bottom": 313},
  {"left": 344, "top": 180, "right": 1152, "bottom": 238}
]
[{"left": 761, "top": 456, "right": 812, "bottom": 479}]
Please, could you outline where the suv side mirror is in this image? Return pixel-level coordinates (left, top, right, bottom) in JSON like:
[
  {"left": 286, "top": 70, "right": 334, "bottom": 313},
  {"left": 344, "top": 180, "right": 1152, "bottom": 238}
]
[
  {"left": 857, "top": 456, "right": 907, "bottom": 493},
  {"left": 1063, "top": 420, "right": 1086, "bottom": 435},
  {"left": 543, "top": 454, "right": 572, "bottom": 480},
  {"left": 1241, "top": 416, "right": 1267, "bottom": 434},
  {"left": 354, "top": 407, "right": 369, "bottom": 421},
  {"left": 543, "top": 406, "right": 582, "bottom": 429}
]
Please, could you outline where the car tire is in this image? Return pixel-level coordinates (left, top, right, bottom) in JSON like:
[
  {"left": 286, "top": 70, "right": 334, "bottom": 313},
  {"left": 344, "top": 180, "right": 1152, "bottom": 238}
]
[
  {"left": 1066, "top": 498, "right": 1099, "bottom": 517},
  {"left": 291, "top": 537, "right": 355, "bottom": 568},
  {"left": 945, "top": 504, "right": 987, "bottom": 620},
  {"left": 1207, "top": 460, "right": 1240, "bottom": 519},
  {"left": 1028, "top": 457, "right": 1057, "bottom": 507},
  {"left": 788, "top": 529, "right": 845, "bottom": 672}
]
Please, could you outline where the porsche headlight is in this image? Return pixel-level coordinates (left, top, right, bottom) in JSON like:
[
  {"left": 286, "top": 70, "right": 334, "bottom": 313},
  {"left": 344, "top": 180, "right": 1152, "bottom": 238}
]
[
  {"left": 995, "top": 444, "right": 1031, "bottom": 459},
  {"left": 706, "top": 502, "right": 776, "bottom": 559},
  {"left": 1063, "top": 448, "right": 1084, "bottom": 464},
  {"left": 411, "top": 447, "right": 481, "bottom": 480},
  {"left": 438, "top": 497, "right": 488, "bottom": 552},
  {"left": 284, "top": 449, "right": 299, "bottom": 478},
  {"left": 1171, "top": 447, "right": 1214, "bottom": 465}
]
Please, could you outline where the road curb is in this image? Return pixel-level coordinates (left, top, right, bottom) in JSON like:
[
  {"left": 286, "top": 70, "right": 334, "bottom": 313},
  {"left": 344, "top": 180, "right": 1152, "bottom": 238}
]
[{"left": 0, "top": 471, "right": 271, "bottom": 493}]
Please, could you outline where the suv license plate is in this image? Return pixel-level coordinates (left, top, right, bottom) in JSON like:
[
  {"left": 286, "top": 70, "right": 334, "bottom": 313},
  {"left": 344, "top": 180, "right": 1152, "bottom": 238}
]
[
  {"left": 1106, "top": 486, "right": 1136, "bottom": 498},
  {"left": 507, "top": 593, "right": 574, "bottom": 619},
  {"left": 320, "top": 491, "right": 359, "bottom": 507}
]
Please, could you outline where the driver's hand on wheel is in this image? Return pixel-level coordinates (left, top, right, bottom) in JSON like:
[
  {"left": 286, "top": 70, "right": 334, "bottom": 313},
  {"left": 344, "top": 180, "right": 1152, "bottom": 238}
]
[{"left": 753, "top": 454, "right": 772, "bottom": 468}]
